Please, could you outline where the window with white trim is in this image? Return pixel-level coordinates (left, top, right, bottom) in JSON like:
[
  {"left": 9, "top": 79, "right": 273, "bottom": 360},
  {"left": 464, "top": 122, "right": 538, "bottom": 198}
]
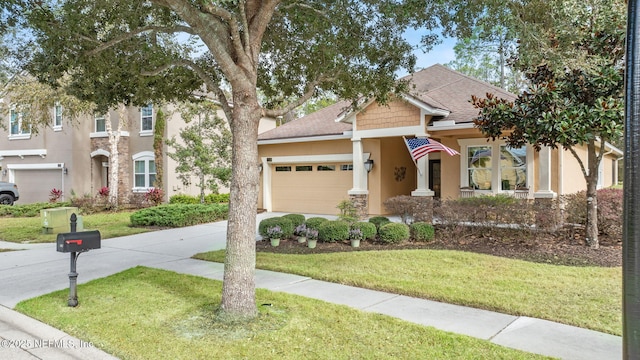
[
  {"left": 133, "top": 152, "right": 156, "bottom": 190},
  {"left": 54, "top": 102, "right": 63, "bottom": 129},
  {"left": 10, "top": 108, "right": 31, "bottom": 137},
  {"left": 95, "top": 114, "right": 106, "bottom": 132},
  {"left": 140, "top": 104, "right": 153, "bottom": 134},
  {"left": 460, "top": 139, "right": 531, "bottom": 193}
]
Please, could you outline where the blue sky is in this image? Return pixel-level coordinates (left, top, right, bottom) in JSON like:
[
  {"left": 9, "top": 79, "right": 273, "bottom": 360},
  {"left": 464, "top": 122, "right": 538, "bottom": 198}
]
[{"left": 401, "top": 28, "right": 457, "bottom": 76}]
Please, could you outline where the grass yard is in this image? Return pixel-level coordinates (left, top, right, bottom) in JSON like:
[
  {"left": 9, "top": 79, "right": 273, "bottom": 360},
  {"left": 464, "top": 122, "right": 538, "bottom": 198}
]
[
  {"left": 16, "top": 267, "right": 551, "bottom": 360},
  {"left": 0, "top": 211, "right": 150, "bottom": 243},
  {"left": 194, "top": 249, "right": 622, "bottom": 336}
]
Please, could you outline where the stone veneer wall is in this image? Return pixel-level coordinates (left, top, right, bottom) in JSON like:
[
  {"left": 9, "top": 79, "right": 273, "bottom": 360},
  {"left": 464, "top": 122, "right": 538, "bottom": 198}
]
[
  {"left": 91, "top": 137, "right": 132, "bottom": 204},
  {"left": 349, "top": 194, "right": 369, "bottom": 220},
  {"left": 411, "top": 196, "right": 434, "bottom": 224}
]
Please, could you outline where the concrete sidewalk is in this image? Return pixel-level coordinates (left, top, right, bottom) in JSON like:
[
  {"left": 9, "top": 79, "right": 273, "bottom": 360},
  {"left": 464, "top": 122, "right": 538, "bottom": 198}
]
[{"left": 0, "top": 214, "right": 622, "bottom": 359}]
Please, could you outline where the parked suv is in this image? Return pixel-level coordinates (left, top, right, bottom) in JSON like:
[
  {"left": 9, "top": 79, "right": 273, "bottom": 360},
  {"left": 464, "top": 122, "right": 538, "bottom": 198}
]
[{"left": 0, "top": 181, "right": 19, "bottom": 205}]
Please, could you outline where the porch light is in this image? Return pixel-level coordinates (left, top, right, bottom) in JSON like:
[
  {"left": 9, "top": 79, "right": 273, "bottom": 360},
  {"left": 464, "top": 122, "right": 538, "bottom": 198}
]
[
  {"left": 258, "top": 163, "right": 263, "bottom": 173},
  {"left": 364, "top": 159, "right": 374, "bottom": 173},
  {"left": 64, "top": 167, "right": 68, "bottom": 175}
]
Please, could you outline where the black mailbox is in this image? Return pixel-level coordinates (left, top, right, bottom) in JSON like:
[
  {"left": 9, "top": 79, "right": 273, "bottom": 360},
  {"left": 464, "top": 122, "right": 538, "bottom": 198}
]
[{"left": 56, "top": 230, "right": 101, "bottom": 253}]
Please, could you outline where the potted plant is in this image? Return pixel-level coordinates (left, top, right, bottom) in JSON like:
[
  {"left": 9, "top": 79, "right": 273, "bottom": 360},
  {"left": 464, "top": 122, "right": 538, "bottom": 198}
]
[
  {"left": 266, "top": 225, "right": 283, "bottom": 247},
  {"left": 349, "top": 228, "right": 364, "bottom": 248},
  {"left": 305, "top": 228, "right": 318, "bottom": 249},
  {"left": 295, "top": 223, "right": 307, "bottom": 243}
]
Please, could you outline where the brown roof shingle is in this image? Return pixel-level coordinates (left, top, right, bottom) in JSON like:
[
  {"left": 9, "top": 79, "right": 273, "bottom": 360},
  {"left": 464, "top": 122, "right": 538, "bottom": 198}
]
[{"left": 258, "top": 64, "right": 515, "bottom": 140}]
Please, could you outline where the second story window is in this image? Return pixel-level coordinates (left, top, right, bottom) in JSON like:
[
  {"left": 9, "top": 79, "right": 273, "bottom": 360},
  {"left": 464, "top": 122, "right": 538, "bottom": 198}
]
[
  {"left": 10, "top": 108, "right": 31, "bottom": 138},
  {"left": 54, "top": 103, "right": 63, "bottom": 130},
  {"left": 140, "top": 104, "right": 153, "bottom": 135},
  {"left": 95, "top": 114, "right": 106, "bottom": 132}
]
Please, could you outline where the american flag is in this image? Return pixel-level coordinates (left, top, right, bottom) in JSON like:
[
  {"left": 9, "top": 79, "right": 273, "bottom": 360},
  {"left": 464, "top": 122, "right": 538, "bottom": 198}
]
[{"left": 404, "top": 137, "right": 460, "bottom": 162}]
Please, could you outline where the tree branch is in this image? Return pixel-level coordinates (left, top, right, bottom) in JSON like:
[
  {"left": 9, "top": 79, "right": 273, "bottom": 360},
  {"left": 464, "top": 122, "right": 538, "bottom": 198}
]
[
  {"left": 568, "top": 146, "right": 589, "bottom": 179},
  {"left": 84, "top": 25, "right": 196, "bottom": 56},
  {"left": 262, "top": 75, "right": 328, "bottom": 117},
  {"left": 200, "top": 0, "right": 251, "bottom": 73}
]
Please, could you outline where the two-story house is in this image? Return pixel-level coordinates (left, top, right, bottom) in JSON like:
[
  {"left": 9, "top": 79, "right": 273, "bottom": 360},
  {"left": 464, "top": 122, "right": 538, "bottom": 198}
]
[{"left": 0, "top": 99, "right": 275, "bottom": 204}]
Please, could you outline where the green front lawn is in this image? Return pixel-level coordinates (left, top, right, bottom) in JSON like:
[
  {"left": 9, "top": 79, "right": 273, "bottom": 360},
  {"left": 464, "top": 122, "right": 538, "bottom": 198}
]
[
  {"left": 0, "top": 211, "right": 150, "bottom": 243},
  {"left": 194, "top": 249, "right": 622, "bottom": 335},
  {"left": 16, "top": 267, "right": 551, "bottom": 360}
]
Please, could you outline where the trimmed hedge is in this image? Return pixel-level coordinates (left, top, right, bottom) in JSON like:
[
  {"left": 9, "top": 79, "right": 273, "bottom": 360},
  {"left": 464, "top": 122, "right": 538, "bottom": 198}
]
[
  {"left": 282, "top": 214, "right": 306, "bottom": 228},
  {"left": 305, "top": 217, "right": 329, "bottom": 230},
  {"left": 205, "top": 193, "right": 230, "bottom": 204},
  {"left": 258, "top": 217, "right": 294, "bottom": 239},
  {"left": 410, "top": 222, "right": 435, "bottom": 242},
  {"left": 378, "top": 222, "right": 410, "bottom": 244},
  {"left": 318, "top": 220, "right": 350, "bottom": 242},
  {"left": 0, "top": 201, "right": 72, "bottom": 218},
  {"left": 351, "top": 221, "right": 377, "bottom": 240},
  {"left": 368, "top": 216, "right": 391, "bottom": 230},
  {"left": 130, "top": 203, "right": 228, "bottom": 227},
  {"left": 169, "top": 194, "right": 199, "bottom": 204}
]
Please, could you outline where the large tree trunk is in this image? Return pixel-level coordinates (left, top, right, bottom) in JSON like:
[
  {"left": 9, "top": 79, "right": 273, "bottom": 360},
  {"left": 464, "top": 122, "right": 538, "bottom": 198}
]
[{"left": 220, "top": 86, "right": 261, "bottom": 320}]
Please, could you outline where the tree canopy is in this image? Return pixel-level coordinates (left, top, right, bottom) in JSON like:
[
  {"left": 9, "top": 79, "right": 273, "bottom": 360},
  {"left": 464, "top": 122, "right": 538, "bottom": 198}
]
[{"left": 16, "top": 0, "right": 485, "bottom": 320}]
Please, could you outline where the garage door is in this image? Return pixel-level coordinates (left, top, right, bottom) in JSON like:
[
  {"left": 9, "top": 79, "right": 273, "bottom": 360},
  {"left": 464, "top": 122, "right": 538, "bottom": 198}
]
[
  {"left": 271, "top": 163, "right": 353, "bottom": 214},
  {"left": 14, "top": 169, "right": 62, "bottom": 204}
]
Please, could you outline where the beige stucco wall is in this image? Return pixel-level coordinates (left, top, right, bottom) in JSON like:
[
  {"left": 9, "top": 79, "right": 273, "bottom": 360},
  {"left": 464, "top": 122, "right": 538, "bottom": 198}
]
[
  {"left": 357, "top": 99, "right": 421, "bottom": 131},
  {"left": 376, "top": 137, "right": 417, "bottom": 214},
  {"left": 438, "top": 137, "right": 464, "bottom": 200}
]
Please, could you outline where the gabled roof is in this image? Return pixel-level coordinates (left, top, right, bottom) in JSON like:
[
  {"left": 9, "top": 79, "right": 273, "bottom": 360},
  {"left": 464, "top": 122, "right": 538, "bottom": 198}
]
[{"left": 258, "top": 64, "right": 514, "bottom": 141}]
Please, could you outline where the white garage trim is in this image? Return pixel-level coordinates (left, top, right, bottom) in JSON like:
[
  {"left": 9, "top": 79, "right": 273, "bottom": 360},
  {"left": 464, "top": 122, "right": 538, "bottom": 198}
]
[
  {"left": 8, "top": 163, "right": 66, "bottom": 200},
  {"left": 261, "top": 153, "right": 368, "bottom": 212}
]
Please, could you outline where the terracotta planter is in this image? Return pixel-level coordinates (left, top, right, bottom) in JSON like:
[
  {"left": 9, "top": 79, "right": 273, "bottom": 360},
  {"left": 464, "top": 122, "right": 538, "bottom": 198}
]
[
  {"left": 307, "top": 239, "right": 317, "bottom": 249},
  {"left": 350, "top": 239, "right": 361, "bottom": 248},
  {"left": 270, "top": 238, "right": 280, "bottom": 247}
]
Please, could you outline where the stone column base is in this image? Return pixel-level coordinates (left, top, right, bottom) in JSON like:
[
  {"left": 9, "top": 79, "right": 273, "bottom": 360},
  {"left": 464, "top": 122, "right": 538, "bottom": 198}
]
[
  {"left": 412, "top": 195, "right": 434, "bottom": 224},
  {"left": 349, "top": 194, "right": 369, "bottom": 220},
  {"left": 534, "top": 197, "right": 561, "bottom": 230}
]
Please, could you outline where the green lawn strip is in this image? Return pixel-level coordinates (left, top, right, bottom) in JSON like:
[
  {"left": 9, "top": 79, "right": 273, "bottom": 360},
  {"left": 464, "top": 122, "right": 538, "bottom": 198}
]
[
  {"left": 0, "top": 212, "right": 150, "bottom": 243},
  {"left": 0, "top": 249, "right": 15, "bottom": 252},
  {"left": 194, "top": 249, "right": 621, "bottom": 336},
  {"left": 15, "top": 267, "right": 549, "bottom": 360}
]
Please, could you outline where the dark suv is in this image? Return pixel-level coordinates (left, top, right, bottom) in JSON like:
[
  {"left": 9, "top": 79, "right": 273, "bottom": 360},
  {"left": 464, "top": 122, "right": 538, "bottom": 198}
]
[{"left": 0, "top": 181, "right": 19, "bottom": 205}]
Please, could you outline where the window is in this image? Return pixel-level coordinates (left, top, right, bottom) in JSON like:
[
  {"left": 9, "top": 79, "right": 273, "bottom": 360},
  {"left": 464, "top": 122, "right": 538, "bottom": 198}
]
[
  {"left": 54, "top": 102, "right": 63, "bottom": 129},
  {"left": 460, "top": 139, "right": 531, "bottom": 193},
  {"left": 467, "top": 146, "right": 492, "bottom": 190},
  {"left": 296, "top": 165, "right": 312, "bottom": 171},
  {"left": 275, "top": 166, "right": 291, "bottom": 172},
  {"left": 10, "top": 109, "right": 30, "bottom": 137},
  {"left": 95, "top": 114, "right": 106, "bottom": 132},
  {"left": 140, "top": 104, "right": 153, "bottom": 133},
  {"left": 499, "top": 145, "right": 527, "bottom": 190},
  {"left": 341, "top": 164, "right": 354, "bottom": 171},
  {"left": 317, "top": 165, "right": 335, "bottom": 171},
  {"left": 133, "top": 152, "right": 156, "bottom": 190}
]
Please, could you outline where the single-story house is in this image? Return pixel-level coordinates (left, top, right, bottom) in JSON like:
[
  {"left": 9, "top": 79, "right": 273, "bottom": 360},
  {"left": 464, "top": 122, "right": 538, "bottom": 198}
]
[{"left": 257, "top": 64, "right": 622, "bottom": 216}]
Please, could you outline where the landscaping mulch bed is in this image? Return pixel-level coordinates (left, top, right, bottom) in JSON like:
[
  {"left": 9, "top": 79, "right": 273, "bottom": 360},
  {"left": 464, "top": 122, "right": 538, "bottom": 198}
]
[{"left": 256, "top": 225, "right": 622, "bottom": 268}]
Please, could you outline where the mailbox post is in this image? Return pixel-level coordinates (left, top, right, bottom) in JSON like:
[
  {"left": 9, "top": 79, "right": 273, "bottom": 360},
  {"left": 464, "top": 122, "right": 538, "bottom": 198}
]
[{"left": 56, "top": 213, "right": 101, "bottom": 307}]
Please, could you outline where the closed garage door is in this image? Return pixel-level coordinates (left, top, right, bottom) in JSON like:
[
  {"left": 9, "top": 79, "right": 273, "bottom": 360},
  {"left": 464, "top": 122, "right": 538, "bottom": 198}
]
[
  {"left": 271, "top": 163, "right": 353, "bottom": 214},
  {"left": 14, "top": 169, "right": 62, "bottom": 203}
]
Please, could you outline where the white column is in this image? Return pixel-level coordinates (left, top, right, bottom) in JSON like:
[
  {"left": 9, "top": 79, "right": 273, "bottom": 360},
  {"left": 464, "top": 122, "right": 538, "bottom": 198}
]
[
  {"left": 261, "top": 158, "right": 273, "bottom": 211},
  {"left": 411, "top": 155, "right": 434, "bottom": 197},
  {"left": 534, "top": 146, "right": 557, "bottom": 199},
  {"left": 349, "top": 139, "right": 368, "bottom": 195}
]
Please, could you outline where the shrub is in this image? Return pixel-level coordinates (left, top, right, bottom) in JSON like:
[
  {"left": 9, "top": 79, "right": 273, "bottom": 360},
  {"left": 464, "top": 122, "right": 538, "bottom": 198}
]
[
  {"left": 130, "top": 203, "right": 229, "bottom": 227},
  {"left": 350, "top": 222, "right": 377, "bottom": 240},
  {"left": 563, "top": 188, "right": 623, "bottom": 237},
  {"left": 305, "top": 217, "right": 329, "bottom": 230},
  {"left": 456, "top": 194, "right": 518, "bottom": 207},
  {"left": 258, "top": 217, "right": 294, "bottom": 239},
  {"left": 0, "top": 202, "right": 71, "bottom": 217},
  {"left": 205, "top": 193, "right": 230, "bottom": 204},
  {"left": 98, "top": 186, "right": 110, "bottom": 198},
  {"left": 282, "top": 214, "right": 306, "bottom": 228},
  {"left": 49, "top": 188, "right": 63, "bottom": 203},
  {"left": 337, "top": 199, "right": 358, "bottom": 223},
  {"left": 383, "top": 195, "right": 434, "bottom": 224},
  {"left": 145, "top": 188, "right": 164, "bottom": 206},
  {"left": 378, "top": 222, "right": 410, "bottom": 244},
  {"left": 318, "top": 220, "right": 350, "bottom": 242},
  {"left": 368, "top": 216, "right": 391, "bottom": 230},
  {"left": 410, "top": 222, "right": 435, "bottom": 242},
  {"left": 169, "top": 194, "right": 199, "bottom": 204},
  {"left": 294, "top": 223, "right": 307, "bottom": 236}
]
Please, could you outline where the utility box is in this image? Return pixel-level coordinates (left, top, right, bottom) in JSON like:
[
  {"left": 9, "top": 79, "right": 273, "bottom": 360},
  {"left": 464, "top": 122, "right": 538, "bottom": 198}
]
[
  {"left": 56, "top": 230, "right": 101, "bottom": 253},
  {"left": 41, "top": 207, "right": 79, "bottom": 234}
]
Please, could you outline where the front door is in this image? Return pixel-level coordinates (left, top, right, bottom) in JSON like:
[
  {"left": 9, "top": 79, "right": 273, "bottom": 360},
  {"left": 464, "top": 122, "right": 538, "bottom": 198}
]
[{"left": 429, "top": 160, "right": 441, "bottom": 198}]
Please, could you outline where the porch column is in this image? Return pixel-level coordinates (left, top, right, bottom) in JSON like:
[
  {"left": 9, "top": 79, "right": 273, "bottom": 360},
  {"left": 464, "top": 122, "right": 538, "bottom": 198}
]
[
  {"left": 534, "top": 146, "right": 560, "bottom": 230},
  {"left": 534, "top": 146, "right": 556, "bottom": 199},
  {"left": 411, "top": 154, "right": 434, "bottom": 197},
  {"left": 349, "top": 139, "right": 369, "bottom": 219}
]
